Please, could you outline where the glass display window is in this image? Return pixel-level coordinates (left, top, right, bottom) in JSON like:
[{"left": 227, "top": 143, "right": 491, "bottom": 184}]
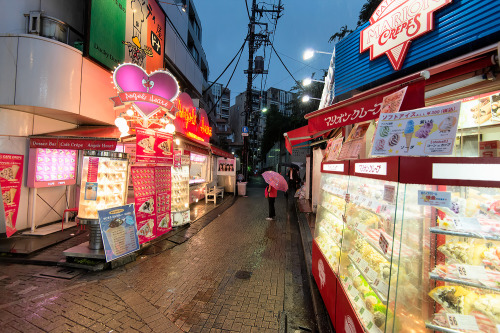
[
  {"left": 78, "top": 151, "right": 129, "bottom": 220},
  {"left": 393, "top": 157, "right": 500, "bottom": 333},
  {"left": 189, "top": 153, "right": 209, "bottom": 184}
]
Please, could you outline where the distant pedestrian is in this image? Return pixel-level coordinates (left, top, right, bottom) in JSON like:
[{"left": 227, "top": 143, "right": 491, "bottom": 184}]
[
  {"left": 265, "top": 184, "right": 277, "bottom": 220},
  {"left": 287, "top": 167, "right": 298, "bottom": 198}
]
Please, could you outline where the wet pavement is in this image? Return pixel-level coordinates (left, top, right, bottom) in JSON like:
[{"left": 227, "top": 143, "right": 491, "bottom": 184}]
[{"left": 0, "top": 178, "right": 317, "bottom": 332}]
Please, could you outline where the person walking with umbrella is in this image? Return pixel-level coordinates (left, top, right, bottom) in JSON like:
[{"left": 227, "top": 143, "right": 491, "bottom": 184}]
[{"left": 262, "top": 171, "right": 288, "bottom": 221}]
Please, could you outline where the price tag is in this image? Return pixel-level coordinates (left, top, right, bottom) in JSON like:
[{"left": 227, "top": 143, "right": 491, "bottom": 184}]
[
  {"left": 364, "top": 266, "right": 378, "bottom": 282},
  {"left": 456, "top": 265, "right": 488, "bottom": 281},
  {"left": 351, "top": 251, "right": 361, "bottom": 261},
  {"left": 379, "top": 233, "right": 389, "bottom": 254},
  {"left": 373, "top": 278, "right": 389, "bottom": 296},
  {"left": 446, "top": 314, "right": 479, "bottom": 331},
  {"left": 359, "top": 307, "right": 373, "bottom": 324},
  {"left": 353, "top": 295, "right": 364, "bottom": 308},
  {"left": 358, "top": 258, "right": 369, "bottom": 271},
  {"left": 348, "top": 285, "right": 359, "bottom": 297},
  {"left": 452, "top": 217, "right": 480, "bottom": 231},
  {"left": 383, "top": 185, "right": 396, "bottom": 203},
  {"left": 345, "top": 193, "right": 350, "bottom": 203}
]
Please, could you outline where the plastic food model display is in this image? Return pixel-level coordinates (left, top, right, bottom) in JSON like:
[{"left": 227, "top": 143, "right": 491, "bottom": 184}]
[
  {"left": 78, "top": 151, "right": 129, "bottom": 220},
  {"left": 338, "top": 166, "right": 400, "bottom": 333},
  {"left": 314, "top": 166, "right": 349, "bottom": 272},
  {"left": 393, "top": 158, "right": 500, "bottom": 333},
  {"left": 171, "top": 164, "right": 190, "bottom": 226},
  {"left": 189, "top": 153, "right": 208, "bottom": 184}
]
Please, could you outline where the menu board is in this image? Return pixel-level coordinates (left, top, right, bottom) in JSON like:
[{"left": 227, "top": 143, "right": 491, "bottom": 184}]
[
  {"left": 98, "top": 204, "right": 140, "bottom": 262},
  {"left": 136, "top": 127, "right": 156, "bottom": 163},
  {"left": 371, "top": 102, "right": 461, "bottom": 156},
  {"left": 27, "top": 148, "right": 77, "bottom": 188},
  {"left": 155, "top": 132, "right": 173, "bottom": 164},
  {"left": 456, "top": 90, "right": 500, "bottom": 129},
  {"left": 339, "top": 122, "right": 370, "bottom": 160},
  {"left": 0, "top": 154, "right": 24, "bottom": 237},
  {"left": 131, "top": 166, "right": 157, "bottom": 244},
  {"left": 155, "top": 166, "right": 172, "bottom": 236}
]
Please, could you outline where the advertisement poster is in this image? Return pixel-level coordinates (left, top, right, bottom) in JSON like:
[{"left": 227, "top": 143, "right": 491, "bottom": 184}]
[
  {"left": 455, "top": 90, "right": 500, "bottom": 129},
  {"left": 173, "top": 150, "right": 182, "bottom": 168},
  {"left": 323, "top": 137, "right": 343, "bottom": 162},
  {"left": 371, "top": 102, "right": 461, "bottom": 156},
  {"left": 28, "top": 148, "right": 77, "bottom": 188},
  {"left": 98, "top": 204, "right": 139, "bottom": 262},
  {"left": 136, "top": 127, "right": 156, "bottom": 163},
  {"left": 155, "top": 166, "right": 171, "bottom": 236},
  {"left": 216, "top": 158, "right": 236, "bottom": 175},
  {"left": 84, "top": 182, "right": 98, "bottom": 201},
  {"left": 338, "top": 122, "right": 370, "bottom": 160},
  {"left": 0, "top": 154, "right": 24, "bottom": 237},
  {"left": 131, "top": 166, "right": 157, "bottom": 244},
  {"left": 155, "top": 132, "right": 173, "bottom": 164}
]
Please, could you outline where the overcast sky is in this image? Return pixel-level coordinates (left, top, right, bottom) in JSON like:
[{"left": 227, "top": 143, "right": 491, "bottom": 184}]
[{"left": 195, "top": 0, "right": 367, "bottom": 103}]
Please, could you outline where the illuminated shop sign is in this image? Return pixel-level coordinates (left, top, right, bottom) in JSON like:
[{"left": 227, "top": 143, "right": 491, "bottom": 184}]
[
  {"left": 360, "top": 0, "right": 452, "bottom": 70},
  {"left": 173, "top": 93, "right": 213, "bottom": 143},
  {"left": 110, "top": 63, "right": 180, "bottom": 121}
]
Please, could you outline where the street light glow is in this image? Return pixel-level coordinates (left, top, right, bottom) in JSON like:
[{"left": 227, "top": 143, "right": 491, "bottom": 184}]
[
  {"left": 302, "top": 95, "right": 310, "bottom": 103},
  {"left": 303, "top": 49, "right": 315, "bottom": 60},
  {"left": 262, "top": 108, "right": 268, "bottom": 113},
  {"left": 302, "top": 78, "right": 312, "bottom": 86}
]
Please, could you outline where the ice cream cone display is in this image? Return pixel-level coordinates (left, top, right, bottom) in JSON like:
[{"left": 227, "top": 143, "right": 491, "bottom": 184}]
[{"left": 403, "top": 120, "right": 414, "bottom": 152}]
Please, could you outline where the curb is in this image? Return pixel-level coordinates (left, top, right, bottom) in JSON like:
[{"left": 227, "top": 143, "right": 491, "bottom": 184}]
[{"left": 294, "top": 200, "right": 334, "bottom": 333}]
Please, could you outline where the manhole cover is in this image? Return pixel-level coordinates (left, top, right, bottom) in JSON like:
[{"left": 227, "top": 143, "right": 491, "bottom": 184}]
[
  {"left": 235, "top": 270, "right": 252, "bottom": 279},
  {"left": 35, "top": 267, "right": 82, "bottom": 280}
]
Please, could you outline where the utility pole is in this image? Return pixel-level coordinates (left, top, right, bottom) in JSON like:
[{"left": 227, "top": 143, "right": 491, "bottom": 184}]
[{"left": 242, "top": 0, "right": 283, "bottom": 181}]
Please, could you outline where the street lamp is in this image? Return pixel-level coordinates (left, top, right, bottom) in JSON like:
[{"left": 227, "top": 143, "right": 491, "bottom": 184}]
[
  {"left": 261, "top": 107, "right": 268, "bottom": 113},
  {"left": 302, "top": 95, "right": 321, "bottom": 103},
  {"left": 302, "top": 77, "right": 324, "bottom": 86},
  {"left": 303, "top": 48, "right": 334, "bottom": 60}
]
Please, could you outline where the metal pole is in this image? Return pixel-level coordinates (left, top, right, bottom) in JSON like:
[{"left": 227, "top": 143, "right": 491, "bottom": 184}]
[{"left": 243, "top": 0, "right": 256, "bottom": 181}]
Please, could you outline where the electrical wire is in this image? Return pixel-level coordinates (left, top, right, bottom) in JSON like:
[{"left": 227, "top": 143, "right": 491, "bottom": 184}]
[
  {"left": 270, "top": 43, "right": 302, "bottom": 89},
  {"left": 206, "top": 40, "right": 246, "bottom": 117},
  {"left": 245, "top": 0, "right": 251, "bottom": 20},
  {"left": 203, "top": 35, "right": 248, "bottom": 95}
]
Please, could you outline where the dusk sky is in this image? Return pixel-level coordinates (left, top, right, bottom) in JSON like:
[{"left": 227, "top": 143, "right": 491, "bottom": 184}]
[{"left": 195, "top": 0, "right": 367, "bottom": 103}]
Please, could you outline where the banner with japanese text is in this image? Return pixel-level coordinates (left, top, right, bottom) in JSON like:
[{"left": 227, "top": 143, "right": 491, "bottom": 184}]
[
  {"left": 0, "top": 154, "right": 24, "bottom": 237},
  {"left": 131, "top": 166, "right": 157, "bottom": 244},
  {"left": 371, "top": 102, "right": 461, "bottom": 156}
]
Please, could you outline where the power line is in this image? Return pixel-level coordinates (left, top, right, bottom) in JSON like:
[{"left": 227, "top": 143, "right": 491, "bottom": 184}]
[
  {"left": 203, "top": 36, "right": 248, "bottom": 95},
  {"left": 270, "top": 43, "right": 302, "bottom": 89}
]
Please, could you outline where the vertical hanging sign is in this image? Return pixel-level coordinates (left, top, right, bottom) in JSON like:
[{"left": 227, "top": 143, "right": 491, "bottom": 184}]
[{"left": 0, "top": 154, "right": 24, "bottom": 237}]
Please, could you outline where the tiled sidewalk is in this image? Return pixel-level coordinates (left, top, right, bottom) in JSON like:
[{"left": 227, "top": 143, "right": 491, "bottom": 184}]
[{"left": 0, "top": 187, "right": 314, "bottom": 332}]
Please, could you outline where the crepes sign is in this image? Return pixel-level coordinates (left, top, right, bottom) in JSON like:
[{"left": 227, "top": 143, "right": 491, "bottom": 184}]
[{"left": 360, "top": 0, "right": 452, "bottom": 70}]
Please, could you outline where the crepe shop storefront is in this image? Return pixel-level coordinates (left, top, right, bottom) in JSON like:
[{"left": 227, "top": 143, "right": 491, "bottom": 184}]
[{"left": 302, "top": 1, "right": 500, "bottom": 333}]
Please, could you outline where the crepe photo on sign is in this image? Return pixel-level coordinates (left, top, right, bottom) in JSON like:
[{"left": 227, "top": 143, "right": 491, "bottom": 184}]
[
  {"left": 0, "top": 165, "right": 20, "bottom": 181},
  {"left": 138, "top": 219, "right": 155, "bottom": 238},
  {"left": 380, "top": 86, "right": 407, "bottom": 114},
  {"left": 2, "top": 189, "right": 16, "bottom": 205},
  {"left": 138, "top": 136, "right": 155, "bottom": 153},
  {"left": 138, "top": 198, "right": 155, "bottom": 214},
  {"left": 158, "top": 140, "right": 171, "bottom": 155},
  {"left": 158, "top": 215, "right": 170, "bottom": 228}
]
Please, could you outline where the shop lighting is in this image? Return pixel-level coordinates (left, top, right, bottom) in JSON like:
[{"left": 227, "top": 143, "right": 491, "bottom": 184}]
[
  {"left": 303, "top": 49, "right": 334, "bottom": 60},
  {"left": 302, "top": 95, "right": 321, "bottom": 103},
  {"left": 118, "top": 124, "right": 129, "bottom": 134},
  {"left": 184, "top": 203, "right": 189, "bottom": 208},
  {"left": 114, "top": 114, "right": 127, "bottom": 127},
  {"left": 165, "top": 122, "right": 176, "bottom": 134},
  {"left": 261, "top": 107, "right": 268, "bottom": 113},
  {"left": 175, "top": 138, "right": 180, "bottom": 145},
  {"left": 126, "top": 108, "right": 134, "bottom": 116}
]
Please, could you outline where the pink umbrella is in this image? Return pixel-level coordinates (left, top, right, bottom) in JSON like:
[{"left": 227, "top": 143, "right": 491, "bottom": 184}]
[{"left": 262, "top": 171, "right": 288, "bottom": 192}]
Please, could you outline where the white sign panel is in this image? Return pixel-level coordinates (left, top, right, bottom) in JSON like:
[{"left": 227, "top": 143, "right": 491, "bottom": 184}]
[
  {"left": 355, "top": 162, "right": 387, "bottom": 176},
  {"left": 323, "top": 163, "right": 344, "bottom": 173}
]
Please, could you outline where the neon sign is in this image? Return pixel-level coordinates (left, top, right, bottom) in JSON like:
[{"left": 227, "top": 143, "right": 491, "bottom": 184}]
[
  {"left": 110, "top": 63, "right": 180, "bottom": 120},
  {"left": 360, "top": 0, "right": 452, "bottom": 71},
  {"left": 173, "top": 93, "right": 213, "bottom": 143}
]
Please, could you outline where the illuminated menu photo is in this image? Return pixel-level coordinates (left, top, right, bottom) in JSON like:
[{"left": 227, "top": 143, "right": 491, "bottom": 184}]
[{"left": 27, "top": 148, "right": 78, "bottom": 188}]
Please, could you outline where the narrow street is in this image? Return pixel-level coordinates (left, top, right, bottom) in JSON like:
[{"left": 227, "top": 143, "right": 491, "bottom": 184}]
[{"left": 0, "top": 178, "right": 316, "bottom": 333}]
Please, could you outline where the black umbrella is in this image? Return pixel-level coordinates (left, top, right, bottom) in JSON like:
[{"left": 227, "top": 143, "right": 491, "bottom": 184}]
[{"left": 279, "top": 162, "right": 301, "bottom": 169}]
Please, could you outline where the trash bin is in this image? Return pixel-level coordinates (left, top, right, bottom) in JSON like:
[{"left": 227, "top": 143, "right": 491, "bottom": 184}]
[{"left": 237, "top": 182, "right": 247, "bottom": 196}]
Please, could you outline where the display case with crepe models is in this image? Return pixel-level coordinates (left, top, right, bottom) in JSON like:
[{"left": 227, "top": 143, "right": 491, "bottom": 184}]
[
  {"left": 395, "top": 157, "right": 500, "bottom": 333},
  {"left": 312, "top": 160, "right": 350, "bottom": 322},
  {"left": 77, "top": 151, "right": 129, "bottom": 221},
  {"left": 171, "top": 156, "right": 190, "bottom": 227}
]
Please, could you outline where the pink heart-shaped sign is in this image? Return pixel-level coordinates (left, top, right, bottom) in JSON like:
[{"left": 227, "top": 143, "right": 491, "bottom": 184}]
[{"left": 114, "top": 63, "right": 179, "bottom": 118}]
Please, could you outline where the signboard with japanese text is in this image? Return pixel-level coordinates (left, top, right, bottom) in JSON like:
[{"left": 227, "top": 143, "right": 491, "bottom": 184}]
[
  {"left": 323, "top": 137, "right": 343, "bottom": 162},
  {"left": 130, "top": 166, "right": 157, "bottom": 244},
  {"left": 98, "top": 204, "right": 140, "bottom": 262},
  {"left": 371, "top": 102, "right": 461, "bottom": 156},
  {"left": 0, "top": 154, "right": 24, "bottom": 237}
]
